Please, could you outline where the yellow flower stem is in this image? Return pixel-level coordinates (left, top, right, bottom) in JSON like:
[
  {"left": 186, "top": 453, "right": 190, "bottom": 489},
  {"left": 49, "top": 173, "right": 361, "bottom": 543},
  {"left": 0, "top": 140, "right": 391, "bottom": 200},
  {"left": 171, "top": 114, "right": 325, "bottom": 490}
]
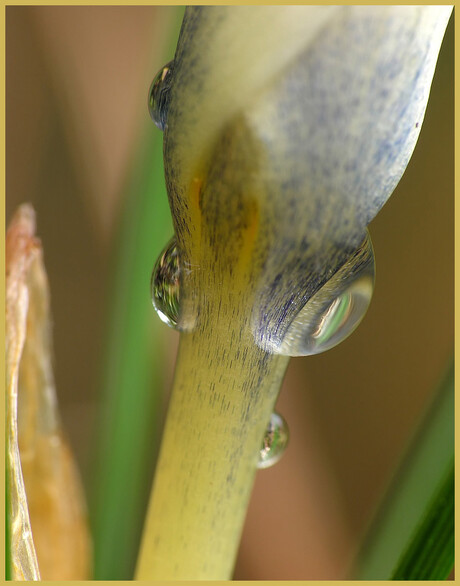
[{"left": 136, "top": 323, "right": 289, "bottom": 579}]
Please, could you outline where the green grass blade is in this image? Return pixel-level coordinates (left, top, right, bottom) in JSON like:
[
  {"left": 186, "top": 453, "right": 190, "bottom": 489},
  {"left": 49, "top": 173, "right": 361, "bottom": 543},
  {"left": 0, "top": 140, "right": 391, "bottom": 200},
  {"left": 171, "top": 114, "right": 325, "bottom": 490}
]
[
  {"left": 354, "top": 359, "right": 454, "bottom": 579},
  {"left": 90, "top": 10, "right": 184, "bottom": 578},
  {"left": 90, "top": 131, "right": 172, "bottom": 580},
  {"left": 392, "top": 464, "right": 453, "bottom": 579}
]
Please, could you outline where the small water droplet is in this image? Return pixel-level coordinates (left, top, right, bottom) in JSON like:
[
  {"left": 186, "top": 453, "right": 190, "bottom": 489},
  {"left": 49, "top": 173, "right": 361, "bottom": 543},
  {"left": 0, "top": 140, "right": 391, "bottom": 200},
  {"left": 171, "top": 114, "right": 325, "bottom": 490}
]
[
  {"left": 257, "top": 412, "right": 289, "bottom": 469},
  {"left": 151, "top": 237, "right": 180, "bottom": 328},
  {"left": 148, "top": 61, "right": 174, "bottom": 130}
]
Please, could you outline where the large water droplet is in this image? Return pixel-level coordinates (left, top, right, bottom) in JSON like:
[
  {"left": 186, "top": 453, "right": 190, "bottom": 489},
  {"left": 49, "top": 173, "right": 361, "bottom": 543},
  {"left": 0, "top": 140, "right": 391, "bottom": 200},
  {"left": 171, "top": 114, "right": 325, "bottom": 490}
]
[
  {"left": 151, "top": 237, "right": 180, "bottom": 328},
  {"left": 148, "top": 61, "right": 174, "bottom": 130},
  {"left": 257, "top": 412, "right": 289, "bottom": 469},
  {"left": 278, "top": 230, "right": 375, "bottom": 356}
]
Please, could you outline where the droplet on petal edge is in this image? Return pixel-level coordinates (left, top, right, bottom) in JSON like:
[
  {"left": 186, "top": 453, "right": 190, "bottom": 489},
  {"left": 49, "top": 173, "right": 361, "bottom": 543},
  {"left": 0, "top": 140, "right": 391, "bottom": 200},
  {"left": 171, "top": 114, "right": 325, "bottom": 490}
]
[
  {"left": 257, "top": 412, "right": 289, "bottom": 469},
  {"left": 148, "top": 60, "right": 174, "bottom": 131},
  {"left": 151, "top": 236, "right": 180, "bottom": 328},
  {"left": 278, "top": 231, "right": 375, "bottom": 357}
]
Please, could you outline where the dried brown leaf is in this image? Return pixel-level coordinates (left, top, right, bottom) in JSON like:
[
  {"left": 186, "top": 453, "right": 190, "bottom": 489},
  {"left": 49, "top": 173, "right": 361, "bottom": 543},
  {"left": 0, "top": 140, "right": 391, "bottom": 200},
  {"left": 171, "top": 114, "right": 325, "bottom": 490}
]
[{"left": 6, "top": 204, "right": 91, "bottom": 580}]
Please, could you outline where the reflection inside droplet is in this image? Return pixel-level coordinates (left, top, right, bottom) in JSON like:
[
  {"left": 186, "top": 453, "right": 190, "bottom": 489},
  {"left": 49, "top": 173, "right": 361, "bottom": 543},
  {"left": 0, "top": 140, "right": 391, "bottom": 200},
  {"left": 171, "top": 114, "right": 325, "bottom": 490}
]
[
  {"left": 148, "top": 60, "right": 174, "bottom": 130},
  {"left": 257, "top": 412, "right": 289, "bottom": 469},
  {"left": 151, "top": 237, "right": 180, "bottom": 328},
  {"left": 278, "top": 230, "right": 375, "bottom": 356}
]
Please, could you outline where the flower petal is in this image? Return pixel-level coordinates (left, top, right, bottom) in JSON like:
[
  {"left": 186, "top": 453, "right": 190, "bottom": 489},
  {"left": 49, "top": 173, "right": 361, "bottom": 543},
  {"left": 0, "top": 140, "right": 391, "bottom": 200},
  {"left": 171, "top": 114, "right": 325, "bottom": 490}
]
[{"left": 162, "top": 6, "right": 451, "bottom": 349}]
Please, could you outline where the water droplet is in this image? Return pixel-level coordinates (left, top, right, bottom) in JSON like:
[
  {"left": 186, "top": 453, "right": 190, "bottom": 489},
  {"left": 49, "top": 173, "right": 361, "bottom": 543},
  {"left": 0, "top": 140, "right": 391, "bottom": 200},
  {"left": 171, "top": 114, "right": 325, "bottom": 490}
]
[
  {"left": 148, "top": 61, "right": 174, "bottom": 130},
  {"left": 257, "top": 412, "right": 289, "bottom": 469},
  {"left": 279, "top": 230, "right": 375, "bottom": 356},
  {"left": 151, "top": 237, "right": 180, "bottom": 328}
]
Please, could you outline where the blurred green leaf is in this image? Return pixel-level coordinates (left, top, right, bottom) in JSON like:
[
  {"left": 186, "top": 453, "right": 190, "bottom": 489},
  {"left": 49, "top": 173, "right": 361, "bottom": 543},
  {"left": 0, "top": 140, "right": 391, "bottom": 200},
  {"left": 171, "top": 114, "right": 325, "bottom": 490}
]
[
  {"left": 355, "top": 359, "right": 454, "bottom": 579},
  {"left": 90, "top": 131, "right": 170, "bottom": 580},
  {"left": 90, "top": 9, "right": 184, "bottom": 579},
  {"left": 393, "top": 464, "right": 453, "bottom": 579}
]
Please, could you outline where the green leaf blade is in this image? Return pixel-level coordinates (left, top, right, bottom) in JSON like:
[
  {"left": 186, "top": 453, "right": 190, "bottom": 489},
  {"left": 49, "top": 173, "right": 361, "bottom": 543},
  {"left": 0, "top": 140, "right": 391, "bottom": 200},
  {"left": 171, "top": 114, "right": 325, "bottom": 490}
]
[
  {"left": 355, "top": 360, "right": 454, "bottom": 580},
  {"left": 392, "top": 464, "right": 454, "bottom": 580}
]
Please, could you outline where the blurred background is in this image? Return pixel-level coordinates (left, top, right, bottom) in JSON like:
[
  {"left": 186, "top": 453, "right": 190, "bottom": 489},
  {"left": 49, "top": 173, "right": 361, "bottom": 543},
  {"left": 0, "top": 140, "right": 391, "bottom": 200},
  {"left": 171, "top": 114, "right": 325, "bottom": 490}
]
[{"left": 6, "top": 6, "right": 453, "bottom": 580}]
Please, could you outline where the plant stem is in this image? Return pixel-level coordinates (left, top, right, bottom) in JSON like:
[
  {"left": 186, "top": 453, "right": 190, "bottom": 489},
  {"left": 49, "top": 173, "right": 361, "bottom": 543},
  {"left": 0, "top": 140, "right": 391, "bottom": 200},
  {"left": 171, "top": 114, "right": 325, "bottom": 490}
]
[{"left": 136, "top": 325, "right": 289, "bottom": 579}]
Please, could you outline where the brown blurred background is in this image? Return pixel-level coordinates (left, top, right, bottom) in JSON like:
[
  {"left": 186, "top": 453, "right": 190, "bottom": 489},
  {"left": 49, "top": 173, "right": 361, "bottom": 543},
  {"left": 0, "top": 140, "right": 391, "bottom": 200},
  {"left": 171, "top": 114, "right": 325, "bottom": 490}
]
[{"left": 6, "top": 7, "right": 453, "bottom": 580}]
